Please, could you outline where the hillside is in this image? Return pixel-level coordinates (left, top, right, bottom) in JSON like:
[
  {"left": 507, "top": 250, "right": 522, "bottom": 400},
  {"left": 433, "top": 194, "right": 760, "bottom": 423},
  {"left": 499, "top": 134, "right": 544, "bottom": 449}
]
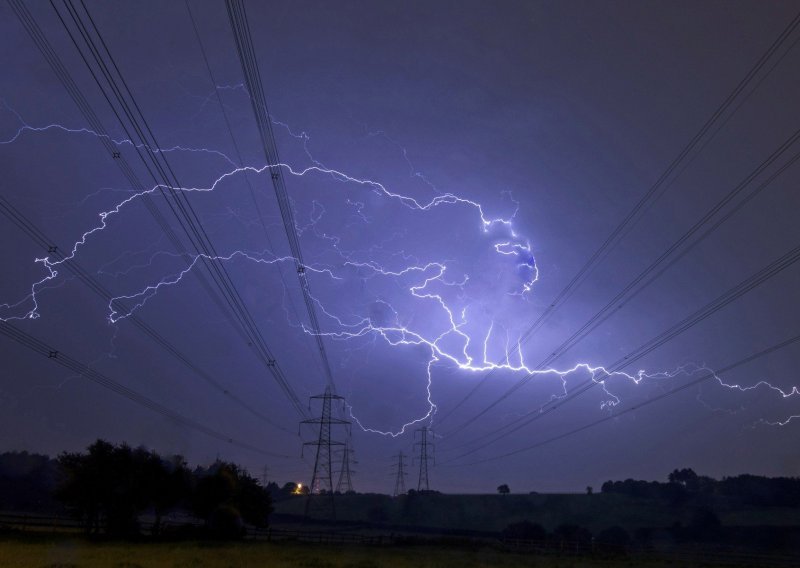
[{"left": 273, "top": 492, "right": 800, "bottom": 533}]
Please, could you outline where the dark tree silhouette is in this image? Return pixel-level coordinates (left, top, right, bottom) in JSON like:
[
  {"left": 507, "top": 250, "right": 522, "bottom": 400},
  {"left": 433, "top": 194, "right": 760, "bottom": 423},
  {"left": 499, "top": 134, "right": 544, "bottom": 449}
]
[
  {"left": 237, "top": 469, "right": 273, "bottom": 528},
  {"left": 192, "top": 461, "right": 273, "bottom": 537},
  {"left": 57, "top": 440, "right": 113, "bottom": 534},
  {"left": 147, "top": 454, "right": 191, "bottom": 536},
  {"left": 497, "top": 483, "right": 510, "bottom": 495},
  {"left": 56, "top": 440, "right": 155, "bottom": 536},
  {"left": 668, "top": 468, "right": 698, "bottom": 485},
  {"left": 55, "top": 439, "right": 256, "bottom": 538}
]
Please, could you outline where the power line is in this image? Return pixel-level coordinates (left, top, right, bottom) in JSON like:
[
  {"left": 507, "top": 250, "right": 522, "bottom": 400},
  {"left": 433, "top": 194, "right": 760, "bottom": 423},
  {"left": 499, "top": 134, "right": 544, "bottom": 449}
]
[
  {"left": 8, "top": 0, "right": 309, "bottom": 424},
  {"left": 435, "top": 10, "right": 800, "bottom": 427},
  {"left": 182, "top": 0, "right": 324, "bottom": 380},
  {"left": 224, "top": 0, "right": 337, "bottom": 390},
  {"left": 0, "top": 195, "right": 294, "bottom": 435},
  {"left": 0, "top": 320, "right": 292, "bottom": 459},
  {"left": 443, "top": 144, "right": 800, "bottom": 448},
  {"left": 443, "top": 242, "right": 800, "bottom": 460},
  {"left": 47, "top": 0, "right": 309, "bottom": 417},
  {"left": 442, "top": 126, "right": 800, "bottom": 437},
  {"left": 442, "top": 331, "right": 800, "bottom": 467}
]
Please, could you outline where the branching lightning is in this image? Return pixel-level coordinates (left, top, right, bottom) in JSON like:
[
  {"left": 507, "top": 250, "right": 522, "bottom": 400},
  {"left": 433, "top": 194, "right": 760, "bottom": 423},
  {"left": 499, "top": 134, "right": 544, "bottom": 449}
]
[{"left": 1, "top": 94, "right": 797, "bottom": 440}]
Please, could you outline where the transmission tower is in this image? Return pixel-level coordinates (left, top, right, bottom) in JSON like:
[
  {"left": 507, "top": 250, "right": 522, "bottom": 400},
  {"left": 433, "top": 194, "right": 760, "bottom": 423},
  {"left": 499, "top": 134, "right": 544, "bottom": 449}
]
[
  {"left": 392, "top": 451, "right": 408, "bottom": 496},
  {"left": 335, "top": 441, "right": 357, "bottom": 494},
  {"left": 261, "top": 465, "right": 269, "bottom": 487},
  {"left": 413, "top": 426, "right": 434, "bottom": 492},
  {"left": 301, "top": 387, "right": 350, "bottom": 518}
]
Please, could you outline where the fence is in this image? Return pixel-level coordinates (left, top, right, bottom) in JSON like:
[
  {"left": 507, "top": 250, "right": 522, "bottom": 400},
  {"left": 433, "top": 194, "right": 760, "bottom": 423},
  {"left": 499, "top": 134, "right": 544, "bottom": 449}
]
[
  {"left": 0, "top": 512, "right": 83, "bottom": 533},
  {"left": 248, "top": 527, "right": 391, "bottom": 545}
]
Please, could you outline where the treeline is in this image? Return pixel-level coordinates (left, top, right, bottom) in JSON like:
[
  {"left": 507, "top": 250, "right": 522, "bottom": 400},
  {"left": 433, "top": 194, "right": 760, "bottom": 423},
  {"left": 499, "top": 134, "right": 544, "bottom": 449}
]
[
  {"left": 601, "top": 468, "right": 800, "bottom": 507},
  {"left": 0, "top": 440, "right": 273, "bottom": 538}
]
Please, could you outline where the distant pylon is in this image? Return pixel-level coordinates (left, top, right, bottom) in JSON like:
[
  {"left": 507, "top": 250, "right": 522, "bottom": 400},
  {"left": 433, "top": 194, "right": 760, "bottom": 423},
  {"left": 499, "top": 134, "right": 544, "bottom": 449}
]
[
  {"left": 392, "top": 451, "right": 408, "bottom": 496},
  {"left": 301, "top": 386, "right": 350, "bottom": 518},
  {"left": 261, "top": 465, "right": 269, "bottom": 487},
  {"left": 335, "top": 441, "right": 357, "bottom": 494},
  {"left": 413, "top": 426, "right": 434, "bottom": 492}
]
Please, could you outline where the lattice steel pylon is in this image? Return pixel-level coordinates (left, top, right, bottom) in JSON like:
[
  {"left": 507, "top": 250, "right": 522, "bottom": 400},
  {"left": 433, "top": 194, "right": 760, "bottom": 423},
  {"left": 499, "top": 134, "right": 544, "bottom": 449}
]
[
  {"left": 392, "top": 451, "right": 408, "bottom": 496},
  {"left": 413, "top": 426, "right": 434, "bottom": 492},
  {"left": 301, "top": 387, "right": 350, "bottom": 518},
  {"left": 335, "top": 441, "right": 357, "bottom": 494}
]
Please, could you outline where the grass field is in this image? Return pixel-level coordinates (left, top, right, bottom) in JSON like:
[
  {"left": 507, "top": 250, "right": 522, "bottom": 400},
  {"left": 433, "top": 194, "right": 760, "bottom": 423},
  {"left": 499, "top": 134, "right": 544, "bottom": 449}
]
[{"left": 0, "top": 536, "right": 772, "bottom": 568}]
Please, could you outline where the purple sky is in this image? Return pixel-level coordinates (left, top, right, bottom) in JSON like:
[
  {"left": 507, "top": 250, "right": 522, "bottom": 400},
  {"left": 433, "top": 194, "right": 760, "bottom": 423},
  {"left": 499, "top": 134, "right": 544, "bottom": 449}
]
[{"left": 0, "top": 0, "right": 799, "bottom": 494}]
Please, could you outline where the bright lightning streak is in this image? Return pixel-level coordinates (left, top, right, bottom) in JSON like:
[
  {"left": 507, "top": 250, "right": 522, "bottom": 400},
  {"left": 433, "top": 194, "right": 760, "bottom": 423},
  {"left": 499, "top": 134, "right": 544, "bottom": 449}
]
[{"left": 1, "top": 100, "right": 797, "bottom": 436}]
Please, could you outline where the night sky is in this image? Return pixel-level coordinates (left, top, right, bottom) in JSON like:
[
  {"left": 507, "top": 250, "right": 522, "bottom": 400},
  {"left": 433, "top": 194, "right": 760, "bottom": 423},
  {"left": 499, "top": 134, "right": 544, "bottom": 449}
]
[{"left": 1, "top": 0, "right": 799, "bottom": 494}]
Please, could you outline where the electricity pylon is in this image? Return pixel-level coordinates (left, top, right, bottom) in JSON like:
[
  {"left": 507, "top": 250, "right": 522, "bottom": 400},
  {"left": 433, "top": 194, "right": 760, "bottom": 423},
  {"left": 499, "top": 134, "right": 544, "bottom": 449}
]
[
  {"left": 413, "top": 426, "right": 434, "bottom": 492},
  {"left": 392, "top": 451, "right": 408, "bottom": 496},
  {"left": 335, "top": 441, "right": 356, "bottom": 494},
  {"left": 301, "top": 387, "right": 350, "bottom": 518}
]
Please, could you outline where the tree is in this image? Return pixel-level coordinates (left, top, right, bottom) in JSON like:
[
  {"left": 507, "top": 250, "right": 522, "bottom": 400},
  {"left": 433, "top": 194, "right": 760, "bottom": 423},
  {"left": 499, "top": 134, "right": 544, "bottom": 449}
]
[
  {"left": 497, "top": 484, "right": 510, "bottom": 495},
  {"left": 586, "top": 486, "right": 593, "bottom": 495},
  {"left": 147, "top": 454, "right": 191, "bottom": 536},
  {"left": 237, "top": 469, "right": 272, "bottom": 527},
  {"left": 57, "top": 440, "right": 118, "bottom": 534},
  {"left": 192, "top": 461, "right": 273, "bottom": 538},
  {"left": 668, "top": 468, "right": 698, "bottom": 488},
  {"left": 52, "top": 439, "right": 273, "bottom": 539},
  {"left": 56, "top": 440, "right": 155, "bottom": 536}
]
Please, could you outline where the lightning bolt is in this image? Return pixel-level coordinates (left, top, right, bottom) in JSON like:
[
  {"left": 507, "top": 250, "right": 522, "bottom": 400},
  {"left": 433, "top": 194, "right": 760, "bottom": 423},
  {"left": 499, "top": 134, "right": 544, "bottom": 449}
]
[{"left": 1, "top": 97, "right": 797, "bottom": 440}]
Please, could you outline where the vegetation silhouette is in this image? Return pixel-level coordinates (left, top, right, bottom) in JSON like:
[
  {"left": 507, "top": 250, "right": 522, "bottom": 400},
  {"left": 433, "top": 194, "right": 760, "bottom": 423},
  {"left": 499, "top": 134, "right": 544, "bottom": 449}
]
[
  {"left": 53, "top": 439, "right": 272, "bottom": 538},
  {"left": 2, "top": 446, "right": 800, "bottom": 556}
]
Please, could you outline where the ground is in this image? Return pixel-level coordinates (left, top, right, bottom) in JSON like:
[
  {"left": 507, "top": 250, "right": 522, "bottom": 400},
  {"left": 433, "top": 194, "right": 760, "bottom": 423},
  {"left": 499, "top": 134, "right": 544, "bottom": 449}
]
[
  {"left": 0, "top": 536, "right": 778, "bottom": 568},
  {"left": 273, "top": 492, "right": 800, "bottom": 533}
]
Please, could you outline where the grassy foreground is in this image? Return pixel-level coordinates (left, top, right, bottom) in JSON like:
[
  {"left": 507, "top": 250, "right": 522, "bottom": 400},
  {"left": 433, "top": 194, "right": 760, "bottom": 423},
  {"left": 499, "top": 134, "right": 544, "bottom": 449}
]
[{"left": 0, "top": 536, "right": 753, "bottom": 568}]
